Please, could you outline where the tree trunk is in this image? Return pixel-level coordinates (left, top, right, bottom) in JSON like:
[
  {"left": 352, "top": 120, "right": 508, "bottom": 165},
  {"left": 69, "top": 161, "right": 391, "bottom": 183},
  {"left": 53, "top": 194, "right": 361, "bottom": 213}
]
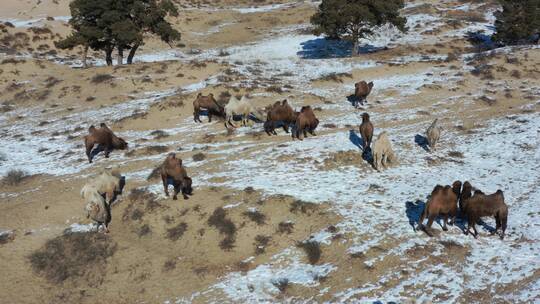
[
  {"left": 352, "top": 40, "right": 359, "bottom": 57},
  {"left": 82, "top": 44, "right": 88, "bottom": 68},
  {"left": 117, "top": 47, "right": 124, "bottom": 65},
  {"left": 105, "top": 46, "right": 113, "bottom": 66},
  {"left": 127, "top": 43, "right": 139, "bottom": 64}
]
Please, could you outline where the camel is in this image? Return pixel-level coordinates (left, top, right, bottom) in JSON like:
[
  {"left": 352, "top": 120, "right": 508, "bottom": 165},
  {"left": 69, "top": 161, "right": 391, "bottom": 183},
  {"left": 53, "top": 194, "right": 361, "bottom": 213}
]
[
  {"left": 160, "top": 153, "right": 193, "bottom": 200},
  {"left": 81, "top": 184, "right": 110, "bottom": 233},
  {"left": 359, "top": 112, "right": 374, "bottom": 154},
  {"left": 354, "top": 81, "right": 374, "bottom": 107},
  {"left": 293, "top": 106, "right": 319, "bottom": 140},
  {"left": 264, "top": 99, "right": 297, "bottom": 135},
  {"left": 224, "top": 95, "right": 264, "bottom": 128},
  {"left": 417, "top": 181, "right": 462, "bottom": 236},
  {"left": 426, "top": 118, "right": 441, "bottom": 151},
  {"left": 84, "top": 123, "right": 128, "bottom": 163},
  {"left": 462, "top": 188, "right": 508, "bottom": 240},
  {"left": 193, "top": 93, "right": 225, "bottom": 123},
  {"left": 371, "top": 131, "right": 397, "bottom": 171}
]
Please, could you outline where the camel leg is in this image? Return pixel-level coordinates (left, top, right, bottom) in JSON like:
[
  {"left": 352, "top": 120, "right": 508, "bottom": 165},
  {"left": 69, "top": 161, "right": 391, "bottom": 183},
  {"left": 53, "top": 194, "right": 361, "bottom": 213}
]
[
  {"left": 425, "top": 214, "right": 436, "bottom": 237},
  {"left": 161, "top": 174, "right": 169, "bottom": 197},
  {"left": 442, "top": 214, "right": 449, "bottom": 231},
  {"left": 283, "top": 124, "right": 290, "bottom": 134},
  {"left": 303, "top": 129, "right": 308, "bottom": 139},
  {"left": 85, "top": 141, "right": 94, "bottom": 163},
  {"left": 493, "top": 214, "right": 501, "bottom": 235},
  {"left": 472, "top": 223, "right": 479, "bottom": 239},
  {"left": 172, "top": 183, "right": 180, "bottom": 200},
  {"left": 208, "top": 112, "right": 212, "bottom": 123}
]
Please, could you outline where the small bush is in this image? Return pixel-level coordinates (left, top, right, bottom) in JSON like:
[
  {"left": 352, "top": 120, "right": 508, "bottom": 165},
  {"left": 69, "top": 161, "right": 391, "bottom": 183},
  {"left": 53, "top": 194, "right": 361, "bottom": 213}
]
[
  {"left": 2, "top": 169, "right": 27, "bottom": 186},
  {"left": 137, "top": 224, "right": 151, "bottom": 237},
  {"left": 166, "top": 222, "right": 188, "bottom": 241},
  {"left": 219, "top": 235, "right": 236, "bottom": 251},
  {"left": 277, "top": 221, "right": 294, "bottom": 234},
  {"left": 29, "top": 233, "right": 117, "bottom": 284},
  {"left": 242, "top": 209, "right": 266, "bottom": 225},
  {"left": 290, "top": 200, "right": 317, "bottom": 214},
  {"left": 208, "top": 208, "right": 236, "bottom": 236},
  {"left": 163, "top": 259, "right": 176, "bottom": 272},
  {"left": 91, "top": 73, "right": 114, "bottom": 84},
  {"left": 254, "top": 235, "right": 271, "bottom": 255},
  {"left": 192, "top": 152, "right": 206, "bottom": 162},
  {"left": 316, "top": 72, "right": 352, "bottom": 83},
  {"left": 151, "top": 130, "right": 169, "bottom": 139},
  {"left": 297, "top": 240, "right": 321, "bottom": 265}
]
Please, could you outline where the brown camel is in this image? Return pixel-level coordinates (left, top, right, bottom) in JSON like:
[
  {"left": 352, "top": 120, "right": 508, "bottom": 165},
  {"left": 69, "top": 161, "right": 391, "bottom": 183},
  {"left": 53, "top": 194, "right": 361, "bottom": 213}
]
[
  {"left": 264, "top": 99, "right": 297, "bottom": 135},
  {"left": 84, "top": 123, "right": 128, "bottom": 163},
  {"left": 354, "top": 81, "right": 374, "bottom": 107},
  {"left": 160, "top": 153, "right": 193, "bottom": 200},
  {"left": 359, "top": 112, "right": 374, "bottom": 154},
  {"left": 417, "top": 181, "right": 462, "bottom": 236},
  {"left": 293, "top": 106, "right": 319, "bottom": 140},
  {"left": 193, "top": 93, "right": 225, "bottom": 123}
]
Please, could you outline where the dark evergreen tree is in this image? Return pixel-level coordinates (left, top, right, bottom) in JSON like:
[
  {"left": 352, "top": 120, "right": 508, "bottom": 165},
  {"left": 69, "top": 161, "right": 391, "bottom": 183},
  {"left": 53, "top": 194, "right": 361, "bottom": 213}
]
[
  {"left": 494, "top": 0, "right": 540, "bottom": 45},
  {"left": 56, "top": 0, "right": 180, "bottom": 66},
  {"left": 311, "top": 0, "right": 407, "bottom": 56}
]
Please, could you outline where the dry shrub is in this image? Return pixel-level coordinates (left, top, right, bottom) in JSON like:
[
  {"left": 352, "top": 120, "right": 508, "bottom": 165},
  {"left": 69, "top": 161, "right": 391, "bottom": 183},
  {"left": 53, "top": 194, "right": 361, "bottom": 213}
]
[
  {"left": 192, "top": 152, "right": 206, "bottom": 162},
  {"left": 448, "top": 151, "right": 464, "bottom": 158},
  {"left": 166, "top": 222, "right": 188, "bottom": 241},
  {"left": 242, "top": 209, "right": 266, "bottom": 225},
  {"left": 297, "top": 240, "right": 321, "bottom": 265},
  {"left": 316, "top": 72, "right": 352, "bottom": 83},
  {"left": 254, "top": 235, "right": 271, "bottom": 255},
  {"left": 265, "top": 86, "right": 283, "bottom": 94},
  {"left": 208, "top": 207, "right": 236, "bottom": 250},
  {"left": 290, "top": 200, "right": 317, "bottom": 214},
  {"left": 136, "top": 224, "right": 151, "bottom": 237},
  {"left": 151, "top": 130, "right": 169, "bottom": 139},
  {"left": 163, "top": 259, "right": 176, "bottom": 272},
  {"left": 277, "top": 221, "right": 294, "bottom": 234},
  {"left": 2, "top": 169, "right": 28, "bottom": 186},
  {"left": 29, "top": 233, "right": 117, "bottom": 284},
  {"left": 91, "top": 74, "right": 114, "bottom": 84}
]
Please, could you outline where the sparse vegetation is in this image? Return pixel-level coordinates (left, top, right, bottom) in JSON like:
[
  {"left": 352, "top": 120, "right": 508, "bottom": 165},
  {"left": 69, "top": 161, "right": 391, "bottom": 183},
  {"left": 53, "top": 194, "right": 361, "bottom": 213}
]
[
  {"left": 290, "top": 200, "right": 317, "bottom": 214},
  {"left": 208, "top": 207, "right": 237, "bottom": 251},
  {"left": 254, "top": 235, "right": 271, "bottom": 255},
  {"left": 91, "top": 73, "right": 114, "bottom": 84},
  {"left": 192, "top": 152, "right": 206, "bottom": 161},
  {"left": 29, "top": 233, "right": 117, "bottom": 284},
  {"left": 277, "top": 221, "right": 295, "bottom": 234}
]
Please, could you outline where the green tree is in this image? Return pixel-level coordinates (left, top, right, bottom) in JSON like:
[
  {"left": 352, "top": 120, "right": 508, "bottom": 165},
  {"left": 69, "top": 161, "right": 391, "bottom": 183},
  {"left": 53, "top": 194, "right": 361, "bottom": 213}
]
[
  {"left": 311, "top": 0, "right": 407, "bottom": 56},
  {"left": 56, "top": 0, "right": 181, "bottom": 67},
  {"left": 493, "top": 0, "right": 540, "bottom": 45}
]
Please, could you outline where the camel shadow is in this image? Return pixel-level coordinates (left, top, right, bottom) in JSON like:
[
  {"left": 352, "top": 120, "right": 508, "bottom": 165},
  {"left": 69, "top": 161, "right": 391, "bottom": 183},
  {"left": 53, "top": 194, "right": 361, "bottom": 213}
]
[
  {"left": 405, "top": 200, "right": 426, "bottom": 232},
  {"left": 414, "top": 134, "right": 430, "bottom": 152},
  {"left": 349, "top": 130, "right": 372, "bottom": 162},
  {"left": 90, "top": 144, "right": 105, "bottom": 159},
  {"left": 346, "top": 94, "right": 365, "bottom": 108}
]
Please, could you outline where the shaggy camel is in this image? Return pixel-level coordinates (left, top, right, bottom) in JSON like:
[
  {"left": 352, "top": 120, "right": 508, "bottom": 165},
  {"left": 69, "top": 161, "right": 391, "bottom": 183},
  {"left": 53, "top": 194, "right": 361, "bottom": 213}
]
[
  {"left": 359, "top": 112, "right": 374, "bottom": 154},
  {"left": 462, "top": 188, "right": 508, "bottom": 239},
  {"left": 224, "top": 95, "right": 264, "bottom": 128},
  {"left": 354, "top": 81, "right": 374, "bottom": 107},
  {"left": 371, "top": 131, "right": 397, "bottom": 171},
  {"left": 160, "top": 153, "right": 193, "bottom": 200},
  {"left": 293, "top": 106, "right": 319, "bottom": 140},
  {"left": 81, "top": 184, "right": 110, "bottom": 233},
  {"left": 417, "top": 181, "right": 462, "bottom": 236},
  {"left": 89, "top": 169, "right": 124, "bottom": 204},
  {"left": 84, "top": 123, "right": 128, "bottom": 163},
  {"left": 459, "top": 181, "right": 473, "bottom": 214},
  {"left": 264, "top": 99, "right": 297, "bottom": 135},
  {"left": 426, "top": 118, "right": 441, "bottom": 151},
  {"left": 193, "top": 93, "right": 224, "bottom": 123}
]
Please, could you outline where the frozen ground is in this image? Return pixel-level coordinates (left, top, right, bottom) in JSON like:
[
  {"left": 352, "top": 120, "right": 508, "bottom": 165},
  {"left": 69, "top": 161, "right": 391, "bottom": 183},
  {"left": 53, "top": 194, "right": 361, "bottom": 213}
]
[{"left": 1, "top": 0, "right": 540, "bottom": 302}]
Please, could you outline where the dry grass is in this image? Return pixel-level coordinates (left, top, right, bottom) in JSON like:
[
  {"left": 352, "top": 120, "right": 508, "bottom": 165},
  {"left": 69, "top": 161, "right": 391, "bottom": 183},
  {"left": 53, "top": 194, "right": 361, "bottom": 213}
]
[
  {"left": 29, "top": 233, "right": 117, "bottom": 284},
  {"left": 290, "top": 200, "right": 317, "bottom": 214},
  {"left": 254, "top": 235, "right": 271, "bottom": 255},
  {"left": 192, "top": 152, "right": 206, "bottom": 162}
]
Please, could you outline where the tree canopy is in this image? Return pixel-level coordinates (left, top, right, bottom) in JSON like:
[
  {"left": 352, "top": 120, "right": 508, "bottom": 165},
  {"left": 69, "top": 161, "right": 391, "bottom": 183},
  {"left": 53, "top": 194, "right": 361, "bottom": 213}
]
[
  {"left": 311, "top": 0, "right": 407, "bottom": 56},
  {"left": 493, "top": 0, "right": 540, "bottom": 45},
  {"left": 56, "top": 0, "right": 181, "bottom": 66}
]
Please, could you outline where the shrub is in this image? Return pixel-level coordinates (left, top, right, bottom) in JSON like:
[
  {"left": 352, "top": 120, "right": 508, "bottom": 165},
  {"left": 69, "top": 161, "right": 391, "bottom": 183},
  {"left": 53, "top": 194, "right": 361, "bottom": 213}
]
[
  {"left": 29, "top": 233, "right": 117, "bottom": 284},
  {"left": 297, "top": 240, "right": 321, "bottom": 265},
  {"left": 254, "top": 235, "right": 271, "bottom": 255},
  {"left": 2, "top": 169, "right": 27, "bottom": 186},
  {"left": 166, "top": 222, "right": 188, "bottom": 241},
  {"left": 277, "top": 221, "right": 294, "bottom": 234},
  {"left": 91, "top": 74, "right": 114, "bottom": 84},
  {"left": 242, "top": 209, "right": 266, "bottom": 225},
  {"left": 192, "top": 152, "right": 206, "bottom": 162}
]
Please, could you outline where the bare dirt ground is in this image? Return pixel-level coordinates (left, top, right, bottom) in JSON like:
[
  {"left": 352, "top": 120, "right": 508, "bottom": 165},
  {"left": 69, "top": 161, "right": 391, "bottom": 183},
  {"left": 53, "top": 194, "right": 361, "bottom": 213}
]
[{"left": 1, "top": 0, "right": 540, "bottom": 303}]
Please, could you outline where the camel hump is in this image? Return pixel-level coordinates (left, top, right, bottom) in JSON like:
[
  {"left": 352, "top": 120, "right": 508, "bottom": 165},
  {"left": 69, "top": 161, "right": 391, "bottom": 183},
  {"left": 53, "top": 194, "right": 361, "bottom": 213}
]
[
  {"left": 100, "top": 122, "right": 108, "bottom": 128},
  {"left": 368, "top": 81, "right": 374, "bottom": 88},
  {"left": 88, "top": 125, "right": 97, "bottom": 133},
  {"left": 209, "top": 93, "right": 214, "bottom": 97},
  {"left": 197, "top": 93, "right": 202, "bottom": 98},
  {"left": 282, "top": 99, "right": 288, "bottom": 106}
]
